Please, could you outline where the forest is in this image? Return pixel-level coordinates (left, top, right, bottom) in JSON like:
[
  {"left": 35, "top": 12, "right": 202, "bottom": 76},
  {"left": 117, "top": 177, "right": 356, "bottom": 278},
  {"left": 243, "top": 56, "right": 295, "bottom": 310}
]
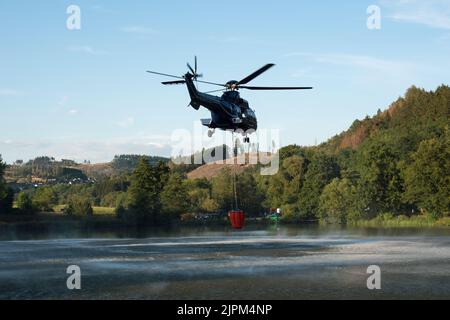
[{"left": 0, "top": 85, "right": 449, "bottom": 226}]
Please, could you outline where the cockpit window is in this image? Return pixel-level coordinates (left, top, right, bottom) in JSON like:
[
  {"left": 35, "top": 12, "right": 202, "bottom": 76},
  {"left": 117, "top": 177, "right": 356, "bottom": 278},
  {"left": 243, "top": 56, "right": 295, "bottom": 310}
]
[
  {"left": 221, "top": 91, "right": 240, "bottom": 103},
  {"left": 244, "top": 108, "right": 255, "bottom": 118},
  {"left": 240, "top": 99, "right": 249, "bottom": 109}
]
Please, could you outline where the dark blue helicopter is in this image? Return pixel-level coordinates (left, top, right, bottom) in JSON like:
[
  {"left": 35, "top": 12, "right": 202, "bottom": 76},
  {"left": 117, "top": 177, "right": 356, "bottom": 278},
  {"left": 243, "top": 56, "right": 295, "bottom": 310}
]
[{"left": 147, "top": 58, "right": 312, "bottom": 143}]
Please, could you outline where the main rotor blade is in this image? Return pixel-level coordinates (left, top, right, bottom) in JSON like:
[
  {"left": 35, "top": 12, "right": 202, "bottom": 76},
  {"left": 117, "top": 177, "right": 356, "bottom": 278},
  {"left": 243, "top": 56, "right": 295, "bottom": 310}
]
[
  {"left": 239, "top": 86, "right": 313, "bottom": 90},
  {"left": 147, "top": 70, "right": 225, "bottom": 87},
  {"left": 195, "top": 79, "right": 227, "bottom": 87},
  {"left": 237, "top": 64, "right": 275, "bottom": 85},
  {"left": 195, "top": 56, "right": 197, "bottom": 74},
  {"left": 204, "top": 89, "right": 225, "bottom": 94},
  {"left": 146, "top": 70, "right": 183, "bottom": 79},
  {"left": 162, "top": 80, "right": 186, "bottom": 85}
]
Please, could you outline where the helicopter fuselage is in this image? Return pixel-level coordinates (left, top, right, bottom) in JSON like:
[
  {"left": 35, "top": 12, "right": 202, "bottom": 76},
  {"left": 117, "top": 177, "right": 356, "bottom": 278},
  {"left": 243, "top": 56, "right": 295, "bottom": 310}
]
[
  {"left": 147, "top": 60, "right": 312, "bottom": 142},
  {"left": 184, "top": 73, "right": 257, "bottom": 133}
]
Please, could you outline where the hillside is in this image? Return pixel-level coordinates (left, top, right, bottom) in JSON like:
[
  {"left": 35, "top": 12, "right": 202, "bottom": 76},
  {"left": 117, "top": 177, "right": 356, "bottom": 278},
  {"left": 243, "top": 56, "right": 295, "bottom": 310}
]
[
  {"left": 258, "top": 84, "right": 449, "bottom": 221},
  {"left": 321, "top": 85, "right": 450, "bottom": 154},
  {"left": 186, "top": 153, "right": 273, "bottom": 180},
  {"left": 186, "top": 85, "right": 449, "bottom": 180},
  {"left": 5, "top": 155, "right": 169, "bottom": 185},
  {"left": 77, "top": 162, "right": 114, "bottom": 179}
]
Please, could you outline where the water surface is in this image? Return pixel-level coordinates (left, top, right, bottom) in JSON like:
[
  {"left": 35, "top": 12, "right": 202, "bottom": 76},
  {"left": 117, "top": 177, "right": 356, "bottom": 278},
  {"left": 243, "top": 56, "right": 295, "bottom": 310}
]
[{"left": 1, "top": 225, "right": 449, "bottom": 299}]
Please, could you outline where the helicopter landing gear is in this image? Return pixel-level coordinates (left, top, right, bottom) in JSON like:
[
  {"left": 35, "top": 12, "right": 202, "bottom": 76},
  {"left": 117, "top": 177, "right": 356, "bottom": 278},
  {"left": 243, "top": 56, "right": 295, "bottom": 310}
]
[
  {"left": 243, "top": 136, "right": 250, "bottom": 143},
  {"left": 208, "top": 129, "right": 215, "bottom": 138}
]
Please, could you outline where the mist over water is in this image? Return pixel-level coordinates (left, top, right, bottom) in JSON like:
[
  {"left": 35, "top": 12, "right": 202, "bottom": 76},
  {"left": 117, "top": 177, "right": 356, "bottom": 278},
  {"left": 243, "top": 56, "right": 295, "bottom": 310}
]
[{"left": 1, "top": 226, "right": 449, "bottom": 300}]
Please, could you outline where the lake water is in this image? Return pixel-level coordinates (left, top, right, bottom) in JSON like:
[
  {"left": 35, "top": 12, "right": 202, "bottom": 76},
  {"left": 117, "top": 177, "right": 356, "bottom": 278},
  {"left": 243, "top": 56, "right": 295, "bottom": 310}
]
[{"left": 1, "top": 225, "right": 449, "bottom": 300}]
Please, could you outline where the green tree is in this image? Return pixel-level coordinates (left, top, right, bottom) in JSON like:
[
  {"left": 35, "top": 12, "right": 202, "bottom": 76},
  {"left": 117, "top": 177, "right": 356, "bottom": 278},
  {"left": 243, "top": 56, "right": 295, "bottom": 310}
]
[
  {"left": 32, "top": 187, "right": 57, "bottom": 212},
  {"left": 185, "top": 178, "right": 212, "bottom": 213},
  {"left": 115, "top": 203, "right": 126, "bottom": 219},
  {"left": 265, "top": 174, "right": 285, "bottom": 208},
  {"left": 0, "top": 155, "right": 13, "bottom": 214},
  {"left": 0, "top": 188, "right": 14, "bottom": 214},
  {"left": 65, "top": 195, "right": 93, "bottom": 216},
  {"left": 200, "top": 196, "right": 219, "bottom": 213},
  {"left": 403, "top": 133, "right": 450, "bottom": 218},
  {"left": 211, "top": 168, "right": 234, "bottom": 211},
  {"left": 126, "top": 158, "right": 169, "bottom": 223},
  {"left": 298, "top": 153, "right": 340, "bottom": 219},
  {"left": 319, "top": 178, "right": 358, "bottom": 224},
  {"left": 100, "top": 191, "right": 127, "bottom": 208},
  {"left": 161, "top": 173, "right": 190, "bottom": 218},
  {"left": 112, "top": 154, "right": 168, "bottom": 173},
  {"left": 0, "top": 156, "right": 5, "bottom": 193},
  {"left": 212, "top": 169, "right": 264, "bottom": 215},
  {"left": 17, "top": 192, "right": 35, "bottom": 214},
  {"left": 236, "top": 171, "right": 265, "bottom": 216},
  {"left": 355, "top": 137, "right": 406, "bottom": 217},
  {"left": 265, "top": 155, "right": 308, "bottom": 210},
  {"left": 94, "top": 175, "right": 129, "bottom": 203}
]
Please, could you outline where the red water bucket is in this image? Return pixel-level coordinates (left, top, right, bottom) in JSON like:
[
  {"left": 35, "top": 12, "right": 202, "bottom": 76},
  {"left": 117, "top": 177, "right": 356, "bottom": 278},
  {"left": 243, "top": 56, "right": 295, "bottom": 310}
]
[{"left": 229, "top": 210, "right": 245, "bottom": 229}]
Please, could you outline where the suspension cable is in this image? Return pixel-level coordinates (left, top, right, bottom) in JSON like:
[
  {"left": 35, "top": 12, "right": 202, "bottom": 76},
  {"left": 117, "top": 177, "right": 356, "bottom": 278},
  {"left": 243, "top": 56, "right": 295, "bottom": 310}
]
[{"left": 232, "top": 132, "right": 238, "bottom": 210}]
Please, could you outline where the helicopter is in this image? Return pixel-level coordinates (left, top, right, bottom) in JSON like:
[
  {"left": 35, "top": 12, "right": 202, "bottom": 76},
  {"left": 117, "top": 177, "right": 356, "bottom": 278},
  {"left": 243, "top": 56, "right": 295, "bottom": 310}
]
[{"left": 147, "top": 58, "right": 312, "bottom": 143}]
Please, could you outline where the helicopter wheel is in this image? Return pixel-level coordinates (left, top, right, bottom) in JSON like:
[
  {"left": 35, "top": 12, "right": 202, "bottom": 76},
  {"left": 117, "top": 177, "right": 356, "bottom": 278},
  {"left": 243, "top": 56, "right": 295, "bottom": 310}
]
[
  {"left": 208, "top": 129, "right": 215, "bottom": 138},
  {"left": 244, "top": 137, "right": 250, "bottom": 143}
]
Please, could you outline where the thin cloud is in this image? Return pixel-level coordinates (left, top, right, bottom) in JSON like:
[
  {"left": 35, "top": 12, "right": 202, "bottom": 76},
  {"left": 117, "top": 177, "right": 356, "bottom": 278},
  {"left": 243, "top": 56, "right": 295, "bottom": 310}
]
[
  {"left": 208, "top": 35, "right": 265, "bottom": 46},
  {"left": 211, "top": 36, "right": 244, "bottom": 43},
  {"left": 117, "top": 117, "right": 135, "bottom": 128},
  {"left": 436, "top": 32, "right": 450, "bottom": 44},
  {"left": 379, "top": 0, "right": 450, "bottom": 30},
  {"left": 91, "top": 5, "right": 115, "bottom": 14},
  {"left": 120, "top": 26, "right": 159, "bottom": 35},
  {"left": 284, "top": 52, "right": 412, "bottom": 73},
  {"left": 58, "top": 95, "right": 68, "bottom": 107},
  {"left": 68, "top": 109, "right": 78, "bottom": 116},
  {"left": 68, "top": 45, "right": 109, "bottom": 55},
  {"left": 0, "top": 89, "right": 21, "bottom": 96},
  {"left": 290, "top": 68, "right": 311, "bottom": 78}
]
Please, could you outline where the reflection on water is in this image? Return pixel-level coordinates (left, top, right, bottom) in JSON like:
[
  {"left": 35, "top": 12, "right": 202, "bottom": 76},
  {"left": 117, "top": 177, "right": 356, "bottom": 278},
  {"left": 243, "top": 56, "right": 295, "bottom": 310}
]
[
  {"left": 3, "top": 224, "right": 450, "bottom": 241},
  {"left": 0, "top": 225, "right": 449, "bottom": 300}
]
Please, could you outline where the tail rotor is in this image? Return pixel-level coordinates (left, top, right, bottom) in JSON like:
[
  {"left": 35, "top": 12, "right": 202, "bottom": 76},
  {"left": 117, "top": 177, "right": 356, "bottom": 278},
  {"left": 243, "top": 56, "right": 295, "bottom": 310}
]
[{"left": 187, "top": 56, "right": 203, "bottom": 88}]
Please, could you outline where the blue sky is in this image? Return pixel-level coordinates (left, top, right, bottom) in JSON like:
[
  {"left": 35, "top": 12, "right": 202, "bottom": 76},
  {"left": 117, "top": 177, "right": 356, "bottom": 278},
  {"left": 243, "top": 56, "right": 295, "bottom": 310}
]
[{"left": 1, "top": 0, "right": 450, "bottom": 163}]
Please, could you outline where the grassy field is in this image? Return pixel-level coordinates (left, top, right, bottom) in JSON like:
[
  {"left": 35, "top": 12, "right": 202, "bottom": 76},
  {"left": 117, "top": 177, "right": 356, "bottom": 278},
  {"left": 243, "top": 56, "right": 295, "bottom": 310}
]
[
  {"left": 53, "top": 205, "right": 65, "bottom": 212},
  {"left": 92, "top": 207, "right": 115, "bottom": 215},
  {"left": 52, "top": 205, "right": 115, "bottom": 215},
  {"left": 350, "top": 215, "right": 450, "bottom": 228}
]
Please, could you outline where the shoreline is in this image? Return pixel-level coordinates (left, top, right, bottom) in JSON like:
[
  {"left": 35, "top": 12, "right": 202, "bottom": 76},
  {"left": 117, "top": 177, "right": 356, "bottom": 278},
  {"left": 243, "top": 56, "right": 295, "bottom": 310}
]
[{"left": 1, "top": 212, "right": 450, "bottom": 241}]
